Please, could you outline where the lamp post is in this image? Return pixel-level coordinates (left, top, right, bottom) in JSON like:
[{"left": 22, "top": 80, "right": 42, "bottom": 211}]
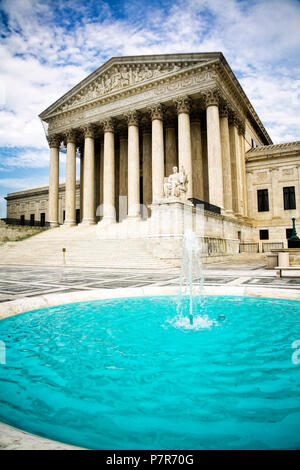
[{"left": 290, "top": 216, "right": 299, "bottom": 240}]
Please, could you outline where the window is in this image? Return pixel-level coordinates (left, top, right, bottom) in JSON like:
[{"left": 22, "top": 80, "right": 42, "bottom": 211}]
[
  {"left": 20, "top": 215, "right": 25, "bottom": 226},
  {"left": 283, "top": 186, "right": 296, "bottom": 210},
  {"left": 286, "top": 228, "right": 293, "bottom": 239},
  {"left": 251, "top": 138, "right": 255, "bottom": 148},
  {"left": 40, "top": 213, "right": 45, "bottom": 227},
  {"left": 260, "top": 229, "right": 269, "bottom": 240},
  {"left": 63, "top": 210, "right": 65, "bottom": 222},
  {"left": 30, "top": 214, "right": 35, "bottom": 226},
  {"left": 257, "top": 189, "right": 269, "bottom": 212}
]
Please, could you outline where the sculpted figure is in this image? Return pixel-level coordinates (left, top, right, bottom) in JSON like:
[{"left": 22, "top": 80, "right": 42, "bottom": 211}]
[{"left": 163, "top": 165, "right": 188, "bottom": 199}]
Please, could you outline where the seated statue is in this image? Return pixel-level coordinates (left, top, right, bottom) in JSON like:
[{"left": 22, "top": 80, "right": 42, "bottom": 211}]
[{"left": 163, "top": 165, "right": 188, "bottom": 199}]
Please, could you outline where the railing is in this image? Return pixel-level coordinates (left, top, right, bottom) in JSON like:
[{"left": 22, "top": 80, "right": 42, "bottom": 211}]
[
  {"left": 1, "top": 218, "right": 50, "bottom": 228},
  {"left": 262, "top": 242, "right": 284, "bottom": 253},
  {"left": 188, "top": 198, "right": 221, "bottom": 215},
  {"left": 239, "top": 243, "right": 259, "bottom": 253}
]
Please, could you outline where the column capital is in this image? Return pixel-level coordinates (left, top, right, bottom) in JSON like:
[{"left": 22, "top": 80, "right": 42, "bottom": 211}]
[
  {"left": 47, "top": 135, "right": 61, "bottom": 149},
  {"left": 82, "top": 124, "right": 95, "bottom": 138},
  {"left": 219, "top": 102, "right": 229, "bottom": 118},
  {"left": 125, "top": 110, "right": 140, "bottom": 127},
  {"left": 174, "top": 95, "right": 192, "bottom": 114},
  {"left": 102, "top": 118, "right": 116, "bottom": 133},
  {"left": 202, "top": 87, "right": 221, "bottom": 107},
  {"left": 228, "top": 109, "right": 240, "bottom": 127},
  {"left": 148, "top": 103, "right": 165, "bottom": 121},
  {"left": 64, "top": 129, "right": 77, "bottom": 144},
  {"left": 238, "top": 119, "right": 246, "bottom": 136}
]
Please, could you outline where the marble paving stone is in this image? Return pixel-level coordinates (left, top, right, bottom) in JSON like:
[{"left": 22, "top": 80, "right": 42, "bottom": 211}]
[{"left": 0, "top": 262, "right": 299, "bottom": 302}]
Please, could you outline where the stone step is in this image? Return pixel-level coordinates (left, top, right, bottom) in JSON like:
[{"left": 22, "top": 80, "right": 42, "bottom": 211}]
[{"left": 0, "top": 230, "right": 174, "bottom": 269}]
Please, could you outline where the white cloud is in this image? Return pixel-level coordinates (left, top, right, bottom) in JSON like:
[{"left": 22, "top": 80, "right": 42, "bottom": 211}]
[
  {"left": 0, "top": 148, "right": 50, "bottom": 169},
  {"left": 0, "top": 176, "right": 49, "bottom": 190},
  {"left": 0, "top": 0, "right": 299, "bottom": 161}
]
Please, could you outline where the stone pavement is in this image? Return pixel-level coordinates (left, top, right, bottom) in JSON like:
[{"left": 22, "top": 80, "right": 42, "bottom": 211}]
[{"left": 0, "top": 260, "right": 299, "bottom": 303}]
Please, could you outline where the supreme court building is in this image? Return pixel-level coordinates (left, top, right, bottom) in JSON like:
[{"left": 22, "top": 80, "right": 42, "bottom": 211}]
[{"left": 5, "top": 53, "right": 300, "bottom": 255}]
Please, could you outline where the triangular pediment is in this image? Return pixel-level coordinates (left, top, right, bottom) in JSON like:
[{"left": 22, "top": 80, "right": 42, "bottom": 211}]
[{"left": 40, "top": 53, "right": 221, "bottom": 119}]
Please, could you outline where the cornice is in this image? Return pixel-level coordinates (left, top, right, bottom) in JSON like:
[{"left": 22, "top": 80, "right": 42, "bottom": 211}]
[
  {"left": 215, "top": 56, "right": 272, "bottom": 144},
  {"left": 245, "top": 141, "right": 300, "bottom": 163}
]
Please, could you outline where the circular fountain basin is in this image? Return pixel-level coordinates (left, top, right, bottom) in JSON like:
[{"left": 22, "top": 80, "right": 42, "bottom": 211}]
[{"left": 0, "top": 295, "right": 300, "bottom": 450}]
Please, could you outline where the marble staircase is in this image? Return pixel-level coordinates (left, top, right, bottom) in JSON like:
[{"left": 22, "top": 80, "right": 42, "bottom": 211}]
[{"left": 0, "top": 225, "right": 174, "bottom": 270}]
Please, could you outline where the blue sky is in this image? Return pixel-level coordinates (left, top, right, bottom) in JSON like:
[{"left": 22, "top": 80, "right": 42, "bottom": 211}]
[{"left": 0, "top": 0, "right": 300, "bottom": 218}]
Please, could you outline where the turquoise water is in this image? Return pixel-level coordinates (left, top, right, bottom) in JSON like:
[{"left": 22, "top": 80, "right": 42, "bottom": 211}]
[{"left": 0, "top": 295, "right": 300, "bottom": 449}]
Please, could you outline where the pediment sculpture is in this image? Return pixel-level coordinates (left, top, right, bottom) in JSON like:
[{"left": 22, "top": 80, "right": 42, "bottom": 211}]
[{"left": 59, "top": 62, "right": 193, "bottom": 112}]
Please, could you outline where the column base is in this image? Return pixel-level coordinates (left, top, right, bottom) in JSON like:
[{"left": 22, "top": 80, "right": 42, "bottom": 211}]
[
  {"left": 98, "top": 216, "right": 116, "bottom": 226},
  {"left": 222, "top": 209, "right": 234, "bottom": 217},
  {"left": 126, "top": 214, "right": 142, "bottom": 221},
  {"left": 50, "top": 222, "right": 59, "bottom": 228},
  {"left": 63, "top": 220, "right": 77, "bottom": 227},
  {"left": 79, "top": 218, "right": 96, "bottom": 226}
]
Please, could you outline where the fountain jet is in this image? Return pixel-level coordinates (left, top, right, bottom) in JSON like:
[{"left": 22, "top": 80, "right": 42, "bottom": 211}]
[{"left": 178, "top": 229, "right": 204, "bottom": 325}]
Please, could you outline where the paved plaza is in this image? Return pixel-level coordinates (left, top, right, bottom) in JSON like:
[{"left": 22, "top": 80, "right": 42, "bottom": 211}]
[{"left": 0, "top": 261, "right": 299, "bottom": 304}]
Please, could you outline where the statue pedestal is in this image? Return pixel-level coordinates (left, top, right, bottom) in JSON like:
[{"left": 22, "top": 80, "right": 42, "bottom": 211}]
[{"left": 149, "top": 199, "right": 199, "bottom": 236}]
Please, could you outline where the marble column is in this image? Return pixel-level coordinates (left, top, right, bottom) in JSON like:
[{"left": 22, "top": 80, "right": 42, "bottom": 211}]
[
  {"left": 238, "top": 123, "right": 247, "bottom": 217},
  {"left": 127, "top": 111, "right": 140, "bottom": 219},
  {"left": 79, "top": 144, "right": 84, "bottom": 222},
  {"left": 142, "top": 121, "right": 152, "bottom": 218},
  {"left": 118, "top": 127, "right": 128, "bottom": 222},
  {"left": 81, "top": 125, "right": 96, "bottom": 225},
  {"left": 201, "top": 129, "right": 209, "bottom": 202},
  {"left": 101, "top": 118, "right": 116, "bottom": 224},
  {"left": 150, "top": 104, "right": 165, "bottom": 202},
  {"left": 94, "top": 140, "right": 101, "bottom": 222},
  {"left": 99, "top": 138, "right": 104, "bottom": 217},
  {"left": 203, "top": 88, "right": 224, "bottom": 208},
  {"left": 47, "top": 135, "right": 60, "bottom": 228},
  {"left": 174, "top": 96, "right": 193, "bottom": 199},
  {"left": 191, "top": 114, "right": 204, "bottom": 200},
  {"left": 219, "top": 104, "right": 233, "bottom": 213},
  {"left": 165, "top": 115, "right": 177, "bottom": 176},
  {"left": 64, "top": 130, "right": 77, "bottom": 226},
  {"left": 229, "top": 112, "right": 243, "bottom": 216}
]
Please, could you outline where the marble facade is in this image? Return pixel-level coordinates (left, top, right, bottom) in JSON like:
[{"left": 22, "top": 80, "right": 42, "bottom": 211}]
[{"left": 5, "top": 53, "right": 300, "bottom": 252}]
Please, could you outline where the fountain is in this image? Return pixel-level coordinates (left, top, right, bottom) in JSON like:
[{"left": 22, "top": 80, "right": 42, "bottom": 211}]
[{"left": 174, "top": 229, "right": 214, "bottom": 329}]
